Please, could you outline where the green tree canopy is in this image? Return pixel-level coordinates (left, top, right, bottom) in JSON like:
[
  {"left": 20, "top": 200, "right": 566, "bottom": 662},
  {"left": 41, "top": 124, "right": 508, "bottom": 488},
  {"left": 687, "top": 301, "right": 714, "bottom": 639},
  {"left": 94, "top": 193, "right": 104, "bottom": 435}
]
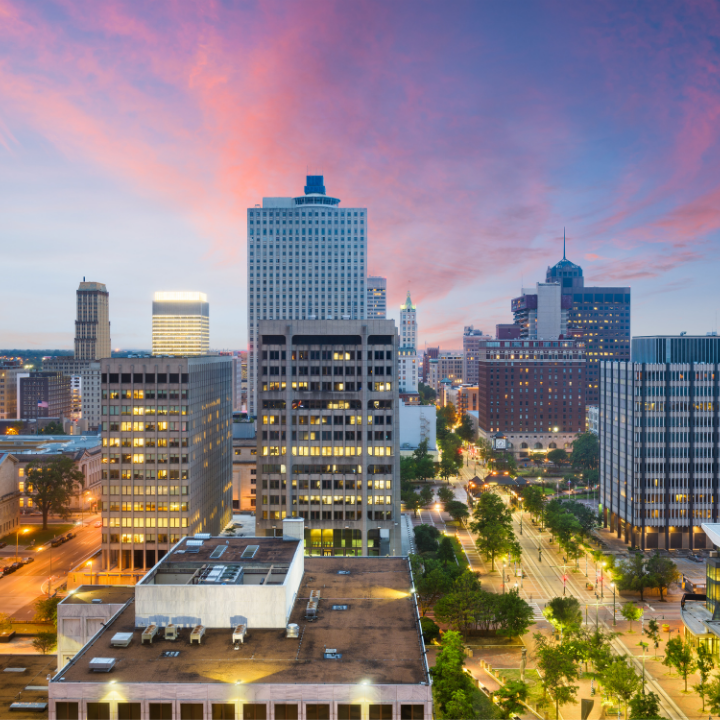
[
  {"left": 663, "top": 637, "right": 696, "bottom": 691},
  {"left": 469, "top": 491, "right": 520, "bottom": 570},
  {"left": 535, "top": 635, "right": 581, "bottom": 720},
  {"left": 414, "top": 523, "right": 441, "bottom": 553},
  {"left": 445, "top": 500, "right": 470, "bottom": 524},
  {"left": 520, "top": 485, "right": 545, "bottom": 519},
  {"left": 430, "top": 630, "right": 474, "bottom": 717},
  {"left": 614, "top": 553, "right": 655, "bottom": 602},
  {"left": 403, "top": 484, "right": 434, "bottom": 517},
  {"left": 547, "top": 448, "right": 569, "bottom": 466},
  {"left": 647, "top": 553, "right": 680, "bottom": 601},
  {"left": 601, "top": 657, "right": 641, "bottom": 719},
  {"left": 38, "top": 421, "right": 66, "bottom": 435},
  {"left": 418, "top": 382, "right": 437, "bottom": 406},
  {"left": 34, "top": 596, "right": 62, "bottom": 626},
  {"left": 456, "top": 414, "right": 476, "bottom": 443},
  {"left": 410, "top": 555, "right": 455, "bottom": 616},
  {"left": 572, "top": 432, "right": 600, "bottom": 471},
  {"left": 620, "top": 601, "right": 643, "bottom": 632},
  {"left": 695, "top": 643, "right": 714, "bottom": 712},
  {"left": 437, "top": 536, "right": 456, "bottom": 567},
  {"left": 628, "top": 691, "right": 666, "bottom": 720},
  {"left": 412, "top": 438, "right": 437, "bottom": 483},
  {"left": 437, "top": 486, "right": 455, "bottom": 506},
  {"left": 26, "top": 455, "right": 85, "bottom": 530},
  {"left": 494, "top": 680, "right": 529, "bottom": 718},
  {"left": 544, "top": 596, "right": 583, "bottom": 636}
]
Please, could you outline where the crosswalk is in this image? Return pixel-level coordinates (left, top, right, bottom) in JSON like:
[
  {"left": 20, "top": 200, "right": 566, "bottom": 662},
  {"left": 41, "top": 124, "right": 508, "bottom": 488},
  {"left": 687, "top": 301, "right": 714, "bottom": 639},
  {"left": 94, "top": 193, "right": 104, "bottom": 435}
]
[{"left": 528, "top": 602, "right": 545, "bottom": 622}]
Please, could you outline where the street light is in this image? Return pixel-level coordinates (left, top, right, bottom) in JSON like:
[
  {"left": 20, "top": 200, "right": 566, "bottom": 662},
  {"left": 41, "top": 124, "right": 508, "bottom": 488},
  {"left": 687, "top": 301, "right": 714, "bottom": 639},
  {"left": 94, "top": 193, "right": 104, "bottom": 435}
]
[
  {"left": 16, "top": 527, "right": 28, "bottom": 561},
  {"left": 87, "top": 560, "right": 93, "bottom": 585},
  {"left": 611, "top": 582, "right": 616, "bottom": 626},
  {"left": 502, "top": 559, "right": 507, "bottom": 593},
  {"left": 601, "top": 561, "right": 606, "bottom": 598}
]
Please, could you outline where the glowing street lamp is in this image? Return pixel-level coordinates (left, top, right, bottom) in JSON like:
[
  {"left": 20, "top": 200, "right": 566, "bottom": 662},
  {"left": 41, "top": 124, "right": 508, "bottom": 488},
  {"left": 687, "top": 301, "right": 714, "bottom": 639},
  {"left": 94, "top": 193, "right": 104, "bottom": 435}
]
[{"left": 16, "top": 527, "right": 28, "bottom": 561}]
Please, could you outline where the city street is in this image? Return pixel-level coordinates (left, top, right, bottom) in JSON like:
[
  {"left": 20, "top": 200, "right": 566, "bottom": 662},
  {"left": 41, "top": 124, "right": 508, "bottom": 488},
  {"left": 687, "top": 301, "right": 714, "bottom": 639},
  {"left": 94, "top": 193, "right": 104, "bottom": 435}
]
[{"left": 0, "top": 516, "right": 101, "bottom": 620}]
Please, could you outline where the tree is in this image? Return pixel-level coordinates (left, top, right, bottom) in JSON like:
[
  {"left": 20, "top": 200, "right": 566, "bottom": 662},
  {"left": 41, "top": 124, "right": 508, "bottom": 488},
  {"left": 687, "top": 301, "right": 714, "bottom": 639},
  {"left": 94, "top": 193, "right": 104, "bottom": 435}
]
[
  {"left": 445, "top": 500, "right": 470, "bottom": 524},
  {"left": 418, "top": 382, "right": 437, "bottom": 406},
  {"left": 420, "top": 617, "right": 441, "bottom": 643},
  {"left": 439, "top": 454, "right": 458, "bottom": 483},
  {"left": 410, "top": 556, "right": 454, "bottom": 616},
  {"left": 493, "top": 589, "right": 534, "bottom": 637},
  {"left": 26, "top": 455, "right": 85, "bottom": 530},
  {"left": 694, "top": 643, "right": 714, "bottom": 712},
  {"left": 663, "top": 637, "right": 696, "bottom": 691},
  {"left": 544, "top": 596, "right": 583, "bottom": 637},
  {"left": 401, "top": 456, "right": 417, "bottom": 483},
  {"left": 547, "top": 448, "right": 569, "bottom": 466},
  {"left": 644, "top": 618, "right": 661, "bottom": 657},
  {"left": 530, "top": 452, "right": 545, "bottom": 468},
  {"left": 707, "top": 673, "right": 720, "bottom": 715},
  {"left": 559, "top": 499, "right": 598, "bottom": 541},
  {"left": 601, "top": 657, "right": 641, "bottom": 719},
  {"left": 439, "top": 433, "right": 463, "bottom": 480},
  {"left": 437, "top": 536, "right": 456, "bottom": 567},
  {"left": 437, "top": 486, "right": 455, "bottom": 506},
  {"left": 403, "top": 484, "right": 434, "bottom": 517},
  {"left": 412, "top": 438, "right": 437, "bottom": 483},
  {"left": 628, "top": 691, "right": 665, "bottom": 720},
  {"left": 443, "top": 689, "right": 475, "bottom": 720},
  {"left": 34, "top": 596, "right": 61, "bottom": 625},
  {"left": 434, "top": 571, "right": 483, "bottom": 634},
  {"left": 414, "top": 524, "right": 441, "bottom": 553},
  {"left": 520, "top": 485, "right": 545, "bottom": 519},
  {"left": 430, "top": 630, "right": 474, "bottom": 716},
  {"left": 535, "top": 636, "right": 581, "bottom": 720},
  {"left": 621, "top": 602, "right": 643, "bottom": 633},
  {"left": 572, "top": 432, "right": 599, "bottom": 471},
  {"left": 0, "top": 613, "right": 13, "bottom": 635},
  {"left": 38, "top": 421, "right": 66, "bottom": 435},
  {"left": 615, "top": 553, "right": 655, "bottom": 602},
  {"left": 437, "top": 403, "right": 458, "bottom": 429},
  {"left": 647, "top": 553, "right": 680, "bottom": 601},
  {"left": 32, "top": 631, "right": 57, "bottom": 655},
  {"left": 456, "top": 414, "right": 476, "bottom": 443},
  {"left": 469, "top": 491, "right": 519, "bottom": 570},
  {"left": 494, "top": 680, "right": 529, "bottom": 719}
]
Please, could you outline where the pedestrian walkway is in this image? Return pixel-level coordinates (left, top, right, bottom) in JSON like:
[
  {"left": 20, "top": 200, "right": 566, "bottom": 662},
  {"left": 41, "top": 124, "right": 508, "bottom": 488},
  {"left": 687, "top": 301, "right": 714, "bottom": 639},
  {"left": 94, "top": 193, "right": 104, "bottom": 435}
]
[{"left": 527, "top": 601, "right": 545, "bottom": 622}]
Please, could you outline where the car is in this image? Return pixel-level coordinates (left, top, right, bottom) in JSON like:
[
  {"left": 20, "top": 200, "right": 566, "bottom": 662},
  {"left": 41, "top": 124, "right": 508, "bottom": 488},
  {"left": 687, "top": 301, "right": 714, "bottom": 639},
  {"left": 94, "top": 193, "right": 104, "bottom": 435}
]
[
  {"left": 0, "top": 542, "right": 6, "bottom": 549},
  {"left": 94, "top": 521, "right": 102, "bottom": 528},
  {"left": 50, "top": 538, "right": 63, "bottom": 548},
  {"left": 65, "top": 532, "right": 75, "bottom": 540},
  {"left": 21, "top": 557, "right": 34, "bottom": 564},
  {"left": 1, "top": 566, "right": 12, "bottom": 575}
]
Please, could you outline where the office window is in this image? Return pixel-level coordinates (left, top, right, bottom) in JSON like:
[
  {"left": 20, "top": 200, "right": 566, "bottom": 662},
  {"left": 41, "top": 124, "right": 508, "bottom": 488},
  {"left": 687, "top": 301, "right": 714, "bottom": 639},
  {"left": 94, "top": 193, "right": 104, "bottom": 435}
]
[
  {"left": 181, "top": 705, "right": 205, "bottom": 720},
  {"left": 87, "top": 704, "right": 111, "bottom": 720},
  {"left": 56, "top": 703, "right": 79, "bottom": 720},
  {"left": 118, "top": 704, "right": 142, "bottom": 720},
  {"left": 242, "top": 705, "right": 267, "bottom": 720},
  {"left": 305, "top": 705, "right": 330, "bottom": 720},
  {"left": 337, "top": 706, "right": 362, "bottom": 720},
  {"left": 213, "top": 704, "right": 236, "bottom": 719},
  {"left": 274, "top": 705, "right": 299, "bottom": 720},
  {"left": 149, "top": 705, "right": 174, "bottom": 720},
  {"left": 400, "top": 706, "right": 425, "bottom": 719}
]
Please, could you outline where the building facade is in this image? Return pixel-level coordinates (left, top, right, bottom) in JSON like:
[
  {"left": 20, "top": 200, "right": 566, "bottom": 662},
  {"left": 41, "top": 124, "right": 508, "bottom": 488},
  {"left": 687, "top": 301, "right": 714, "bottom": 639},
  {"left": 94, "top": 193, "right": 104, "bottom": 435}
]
[
  {"left": 152, "top": 292, "right": 210, "bottom": 357},
  {"left": 247, "top": 175, "right": 368, "bottom": 417},
  {"left": 99, "top": 356, "right": 233, "bottom": 572},
  {"left": 75, "top": 281, "right": 111, "bottom": 362},
  {"left": 256, "top": 320, "right": 400, "bottom": 556},
  {"left": 476, "top": 339, "right": 586, "bottom": 458},
  {"left": 512, "top": 282, "right": 568, "bottom": 340},
  {"left": 600, "top": 336, "right": 720, "bottom": 551},
  {"left": 421, "top": 346, "right": 439, "bottom": 384},
  {"left": 0, "top": 361, "right": 21, "bottom": 420},
  {"left": 463, "top": 326, "right": 489, "bottom": 386},
  {"left": 0, "top": 453, "right": 19, "bottom": 537},
  {"left": 18, "top": 371, "right": 72, "bottom": 420},
  {"left": 43, "top": 358, "right": 102, "bottom": 431},
  {"left": 367, "top": 275, "right": 387, "bottom": 319},
  {"left": 399, "top": 291, "right": 419, "bottom": 394},
  {"left": 232, "top": 421, "right": 257, "bottom": 511}
]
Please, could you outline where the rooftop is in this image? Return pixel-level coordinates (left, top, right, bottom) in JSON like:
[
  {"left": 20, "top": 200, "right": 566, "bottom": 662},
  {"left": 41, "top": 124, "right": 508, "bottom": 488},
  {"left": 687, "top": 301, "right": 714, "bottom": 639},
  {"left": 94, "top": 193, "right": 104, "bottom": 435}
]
[
  {"left": 62, "top": 585, "right": 135, "bottom": 606},
  {"left": 57, "top": 557, "right": 426, "bottom": 687},
  {"left": 0, "top": 653, "right": 56, "bottom": 719}
]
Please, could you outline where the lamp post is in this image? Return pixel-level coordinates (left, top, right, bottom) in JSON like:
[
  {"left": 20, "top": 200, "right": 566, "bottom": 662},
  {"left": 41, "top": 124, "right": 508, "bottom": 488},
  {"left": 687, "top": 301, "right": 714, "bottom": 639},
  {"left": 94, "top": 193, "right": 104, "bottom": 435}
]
[
  {"left": 502, "top": 559, "right": 507, "bottom": 593},
  {"left": 87, "top": 560, "right": 93, "bottom": 585},
  {"left": 15, "top": 527, "right": 28, "bottom": 562},
  {"left": 611, "top": 582, "right": 616, "bottom": 626},
  {"left": 540, "top": 477, "right": 545, "bottom": 531},
  {"left": 601, "top": 562, "right": 606, "bottom": 598}
]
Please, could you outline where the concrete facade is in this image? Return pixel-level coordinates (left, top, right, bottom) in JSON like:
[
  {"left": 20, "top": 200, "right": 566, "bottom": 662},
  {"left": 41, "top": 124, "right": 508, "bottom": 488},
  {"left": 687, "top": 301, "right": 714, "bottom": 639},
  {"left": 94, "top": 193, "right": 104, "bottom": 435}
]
[
  {"left": 232, "top": 422, "right": 257, "bottom": 512},
  {"left": 0, "top": 453, "right": 19, "bottom": 537},
  {"left": 399, "top": 401, "right": 437, "bottom": 457},
  {"left": 75, "top": 281, "right": 111, "bottom": 362},
  {"left": 367, "top": 275, "right": 387, "bottom": 319},
  {"left": 43, "top": 358, "right": 102, "bottom": 430}
]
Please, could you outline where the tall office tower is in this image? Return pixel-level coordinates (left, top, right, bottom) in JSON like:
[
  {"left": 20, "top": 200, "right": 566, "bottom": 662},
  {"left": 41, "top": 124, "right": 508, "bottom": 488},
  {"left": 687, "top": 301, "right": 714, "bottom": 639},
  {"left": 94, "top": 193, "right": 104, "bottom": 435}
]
[
  {"left": 463, "top": 326, "right": 489, "bottom": 386},
  {"left": 398, "top": 291, "right": 419, "bottom": 394},
  {"left": 600, "top": 335, "right": 720, "bottom": 552},
  {"left": 99, "top": 356, "right": 232, "bottom": 572},
  {"left": 367, "top": 276, "right": 387, "bottom": 318},
  {"left": 152, "top": 292, "right": 209, "bottom": 357},
  {"left": 18, "top": 372, "right": 72, "bottom": 420},
  {"left": 256, "top": 320, "right": 400, "bottom": 556},
  {"left": 75, "top": 281, "right": 111, "bottom": 361},
  {"left": 545, "top": 242, "right": 630, "bottom": 406},
  {"left": 0, "top": 360, "right": 21, "bottom": 420},
  {"left": 43, "top": 358, "right": 102, "bottom": 430},
  {"left": 511, "top": 283, "right": 568, "bottom": 340},
  {"left": 247, "top": 175, "right": 368, "bottom": 417},
  {"left": 476, "top": 338, "right": 586, "bottom": 458},
  {"left": 422, "top": 346, "right": 439, "bottom": 383}
]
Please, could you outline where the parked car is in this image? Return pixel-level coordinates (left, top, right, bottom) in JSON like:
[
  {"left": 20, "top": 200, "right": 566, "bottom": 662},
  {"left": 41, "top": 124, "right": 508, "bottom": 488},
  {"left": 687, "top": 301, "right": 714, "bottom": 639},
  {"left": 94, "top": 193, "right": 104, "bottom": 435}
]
[
  {"left": 0, "top": 541, "right": 6, "bottom": 549},
  {"left": 50, "top": 538, "right": 63, "bottom": 548},
  {"left": 21, "top": 557, "right": 34, "bottom": 564},
  {"left": 1, "top": 566, "right": 13, "bottom": 575},
  {"left": 65, "top": 532, "right": 75, "bottom": 540},
  {"left": 94, "top": 521, "right": 102, "bottom": 528}
]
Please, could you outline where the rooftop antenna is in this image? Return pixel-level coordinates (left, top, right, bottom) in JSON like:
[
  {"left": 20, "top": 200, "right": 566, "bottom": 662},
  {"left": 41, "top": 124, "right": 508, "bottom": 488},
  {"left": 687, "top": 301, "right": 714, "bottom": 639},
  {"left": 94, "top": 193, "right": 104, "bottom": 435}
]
[{"left": 563, "top": 228, "right": 566, "bottom": 260}]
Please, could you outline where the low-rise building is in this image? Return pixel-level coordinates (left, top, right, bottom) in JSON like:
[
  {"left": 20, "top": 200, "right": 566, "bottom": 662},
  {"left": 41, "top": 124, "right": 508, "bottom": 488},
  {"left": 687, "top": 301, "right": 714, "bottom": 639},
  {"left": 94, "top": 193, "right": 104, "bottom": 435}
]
[
  {"left": 50, "top": 525, "right": 432, "bottom": 720},
  {"left": 0, "top": 453, "right": 19, "bottom": 537}
]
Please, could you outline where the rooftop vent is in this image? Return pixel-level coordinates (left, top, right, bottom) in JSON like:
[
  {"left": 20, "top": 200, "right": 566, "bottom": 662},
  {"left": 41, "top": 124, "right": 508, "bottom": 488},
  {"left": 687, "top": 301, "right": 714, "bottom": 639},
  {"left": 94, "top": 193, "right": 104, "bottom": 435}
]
[
  {"left": 241, "top": 545, "right": 259, "bottom": 559},
  {"left": 185, "top": 546, "right": 201, "bottom": 554},
  {"left": 187, "top": 540, "right": 204, "bottom": 546},
  {"left": 175, "top": 550, "right": 186, "bottom": 555},
  {"left": 337, "top": 570, "right": 351, "bottom": 575},
  {"left": 332, "top": 605, "right": 349, "bottom": 611},
  {"left": 3, "top": 668, "right": 26, "bottom": 673},
  {"left": 210, "top": 545, "right": 228, "bottom": 560},
  {"left": 10, "top": 702, "right": 48, "bottom": 712},
  {"left": 89, "top": 658, "right": 115, "bottom": 673},
  {"left": 91, "top": 598, "right": 103, "bottom": 604},
  {"left": 110, "top": 633, "right": 133, "bottom": 647},
  {"left": 161, "top": 651, "right": 180, "bottom": 658},
  {"left": 286, "top": 623, "right": 299, "bottom": 638},
  {"left": 324, "top": 650, "right": 342, "bottom": 660},
  {"left": 194, "top": 533, "right": 211, "bottom": 540}
]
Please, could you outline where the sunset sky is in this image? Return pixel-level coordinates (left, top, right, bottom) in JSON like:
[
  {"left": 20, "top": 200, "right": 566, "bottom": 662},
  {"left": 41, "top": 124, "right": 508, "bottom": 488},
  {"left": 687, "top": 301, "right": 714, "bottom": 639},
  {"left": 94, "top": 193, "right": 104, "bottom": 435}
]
[{"left": 3, "top": 1, "right": 720, "bottom": 350}]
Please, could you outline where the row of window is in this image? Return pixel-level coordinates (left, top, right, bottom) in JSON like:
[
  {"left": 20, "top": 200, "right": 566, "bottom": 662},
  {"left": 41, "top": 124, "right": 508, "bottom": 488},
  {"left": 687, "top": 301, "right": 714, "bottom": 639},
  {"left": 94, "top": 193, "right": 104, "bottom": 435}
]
[
  {"left": 249, "top": 209, "right": 366, "bottom": 218},
  {"left": 103, "top": 422, "right": 188, "bottom": 432},
  {"left": 264, "top": 414, "right": 392, "bottom": 424},
  {"left": 102, "top": 373, "right": 189, "bottom": 384},
  {"left": 103, "top": 406, "right": 188, "bottom": 415},
  {"left": 104, "top": 438, "right": 188, "bottom": 447},
  {"left": 102, "top": 511, "right": 188, "bottom": 521},
  {"left": 103, "top": 454, "right": 189, "bottom": 464},
  {"left": 103, "top": 470, "right": 189, "bottom": 480},
  {"left": 264, "top": 432, "right": 392, "bottom": 441},
  {"left": 263, "top": 367, "right": 392, "bottom": 377},
  {"left": 264, "top": 495, "right": 393, "bottom": 505},
  {"left": 262, "top": 446, "right": 394, "bottom": 457},
  {"left": 104, "top": 389, "right": 188, "bottom": 400},
  {"left": 261, "top": 382, "right": 393, "bottom": 392},
  {"left": 55, "top": 701, "right": 421, "bottom": 719},
  {"left": 102, "top": 532, "right": 183, "bottom": 544}
]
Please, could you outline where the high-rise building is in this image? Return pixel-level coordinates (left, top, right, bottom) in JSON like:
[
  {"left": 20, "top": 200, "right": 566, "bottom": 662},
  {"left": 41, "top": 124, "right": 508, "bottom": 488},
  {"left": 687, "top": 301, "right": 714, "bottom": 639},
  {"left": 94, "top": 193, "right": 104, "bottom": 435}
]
[
  {"left": 463, "top": 325, "right": 489, "bottom": 386},
  {"left": 0, "top": 360, "right": 22, "bottom": 420},
  {"left": 422, "top": 346, "right": 439, "bottom": 383},
  {"left": 247, "top": 176, "right": 368, "bottom": 417},
  {"left": 99, "top": 356, "right": 232, "bottom": 572},
  {"left": 256, "top": 319, "right": 400, "bottom": 556},
  {"left": 75, "top": 281, "right": 111, "bottom": 361},
  {"left": 544, "top": 242, "right": 630, "bottom": 406},
  {"left": 18, "top": 371, "right": 72, "bottom": 420},
  {"left": 398, "top": 291, "right": 419, "bottom": 394},
  {"left": 511, "top": 283, "right": 568, "bottom": 340},
  {"left": 367, "top": 276, "right": 387, "bottom": 318},
  {"left": 152, "top": 292, "right": 209, "bottom": 356},
  {"left": 476, "top": 339, "right": 586, "bottom": 458},
  {"left": 600, "top": 335, "right": 720, "bottom": 551},
  {"left": 43, "top": 357, "right": 102, "bottom": 430}
]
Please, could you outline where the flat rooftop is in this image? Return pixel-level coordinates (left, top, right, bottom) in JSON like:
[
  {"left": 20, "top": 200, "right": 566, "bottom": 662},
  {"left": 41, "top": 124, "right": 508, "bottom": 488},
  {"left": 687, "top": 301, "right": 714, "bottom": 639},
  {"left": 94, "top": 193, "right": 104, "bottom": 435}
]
[
  {"left": 59, "top": 557, "right": 426, "bottom": 686},
  {"left": 0, "top": 654, "right": 56, "bottom": 719},
  {"left": 62, "top": 586, "right": 135, "bottom": 606}
]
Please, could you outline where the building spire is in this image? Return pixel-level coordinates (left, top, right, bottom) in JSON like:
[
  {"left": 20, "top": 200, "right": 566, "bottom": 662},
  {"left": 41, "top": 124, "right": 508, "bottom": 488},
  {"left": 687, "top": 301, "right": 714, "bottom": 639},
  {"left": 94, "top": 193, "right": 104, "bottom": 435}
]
[{"left": 563, "top": 227, "right": 566, "bottom": 260}]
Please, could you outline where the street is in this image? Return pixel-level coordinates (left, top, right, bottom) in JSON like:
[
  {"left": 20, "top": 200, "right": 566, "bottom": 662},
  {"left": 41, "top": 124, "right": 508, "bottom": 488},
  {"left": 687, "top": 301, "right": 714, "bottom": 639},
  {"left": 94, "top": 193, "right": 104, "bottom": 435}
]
[{"left": 0, "top": 516, "right": 101, "bottom": 620}]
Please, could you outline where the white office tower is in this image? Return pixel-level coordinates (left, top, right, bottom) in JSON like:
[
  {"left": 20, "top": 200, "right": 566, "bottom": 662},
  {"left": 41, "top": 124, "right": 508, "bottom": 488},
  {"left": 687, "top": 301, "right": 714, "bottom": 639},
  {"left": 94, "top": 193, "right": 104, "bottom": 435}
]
[
  {"left": 398, "top": 291, "right": 419, "bottom": 393},
  {"left": 367, "top": 276, "right": 387, "bottom": 318},
  {"left": 152, "top": 292, "right": 209, "bottom": 356},
  {"left": 247, "top": 175, "right": 368, "bottom": 416}
]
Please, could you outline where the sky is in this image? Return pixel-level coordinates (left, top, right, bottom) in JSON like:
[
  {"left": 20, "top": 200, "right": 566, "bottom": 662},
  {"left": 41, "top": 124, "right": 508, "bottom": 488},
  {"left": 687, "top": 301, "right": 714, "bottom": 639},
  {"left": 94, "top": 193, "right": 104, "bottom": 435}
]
[{"left": 2, "top": 0, "right": 720, "bottom": 350}]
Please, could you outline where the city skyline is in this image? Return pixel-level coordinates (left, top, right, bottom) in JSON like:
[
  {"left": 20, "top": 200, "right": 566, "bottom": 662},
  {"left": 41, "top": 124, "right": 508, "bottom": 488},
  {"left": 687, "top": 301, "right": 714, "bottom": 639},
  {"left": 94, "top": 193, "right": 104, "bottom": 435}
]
[{"left": 3, "top": 2, "right": 720, "bottom": 348}]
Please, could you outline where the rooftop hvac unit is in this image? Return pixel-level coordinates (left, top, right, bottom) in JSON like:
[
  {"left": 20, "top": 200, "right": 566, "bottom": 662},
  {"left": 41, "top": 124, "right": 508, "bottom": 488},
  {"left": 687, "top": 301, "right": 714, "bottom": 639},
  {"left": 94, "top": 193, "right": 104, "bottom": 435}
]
[
  {"left": 286, "top": 623, "right": 299, "bottom": 638},
  {"left": 190, "top": 625, "right": 205, "bottom": 644},
  {"left": 110, "top": 633, "right": 133, "bottom": 648},
  {"left": 89, "top": 658, "right": 115, "bottom": 673},
  {"left": 141, "top": 625, "right": 158, "bottom": 644},
  {"left": 187, "top": 539, "right": 204, "bottom": 546},
  {"left": 194, "top": 533, "right": 211, "bottom": 540},
  {"left": 232, "top": 624, "right": 247, "bottom": 644},
  {"left": 91, "top": 598, "right": 103, "bottom": 604}
]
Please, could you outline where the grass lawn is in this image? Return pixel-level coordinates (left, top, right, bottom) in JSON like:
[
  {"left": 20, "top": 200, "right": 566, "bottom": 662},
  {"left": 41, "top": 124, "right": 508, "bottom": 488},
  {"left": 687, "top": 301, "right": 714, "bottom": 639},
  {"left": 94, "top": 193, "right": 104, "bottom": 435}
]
[
  {"left": 449, "top": 535, "right": 469, "bottom": 568},
  {"left": 0, "top": 523, "right": 76, "bottom": 549},
  {"left": 499, "top": 668, "right": 551, "bottom": 717}
]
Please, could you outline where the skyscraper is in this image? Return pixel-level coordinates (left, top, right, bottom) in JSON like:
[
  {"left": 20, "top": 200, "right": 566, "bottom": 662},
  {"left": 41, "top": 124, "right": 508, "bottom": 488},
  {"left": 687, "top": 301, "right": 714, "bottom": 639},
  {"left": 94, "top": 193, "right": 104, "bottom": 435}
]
[
  {"left": 152, "top": 292, "right": 209, "bottom": 356},
  {"left": 100, "top": 356, "right": 232, "bottom": 572},
  {"left": 255, "top": 319, "right": 400, "bottom": 556},
  {"left": 398, "top": 291, "right": 418, "bottom": 394},
  {"left": 462, "top": 325, "right": 489, "bottom": 386},
  {"left": 367, "top": 276, "right": 387, "bottom": 319},
  {"left": 75, "top": 281, "right": 111, "bottom": 361},
  {"left": 600, "top": 335, "right": 720, "bottom": 551},
  {"left": 247, "top": 176, "right": 368, "bottom": 416}
]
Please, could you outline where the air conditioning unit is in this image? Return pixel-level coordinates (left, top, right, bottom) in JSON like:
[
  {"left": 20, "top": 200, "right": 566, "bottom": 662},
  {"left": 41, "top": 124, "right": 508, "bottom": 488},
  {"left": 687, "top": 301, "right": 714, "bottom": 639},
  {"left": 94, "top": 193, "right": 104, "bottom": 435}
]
[
  {"left": 89, "top": 658, "right": 115, "bottom": 673},
  {"left": 110, "top": 633, "right": 133, "bottom": 648}
]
